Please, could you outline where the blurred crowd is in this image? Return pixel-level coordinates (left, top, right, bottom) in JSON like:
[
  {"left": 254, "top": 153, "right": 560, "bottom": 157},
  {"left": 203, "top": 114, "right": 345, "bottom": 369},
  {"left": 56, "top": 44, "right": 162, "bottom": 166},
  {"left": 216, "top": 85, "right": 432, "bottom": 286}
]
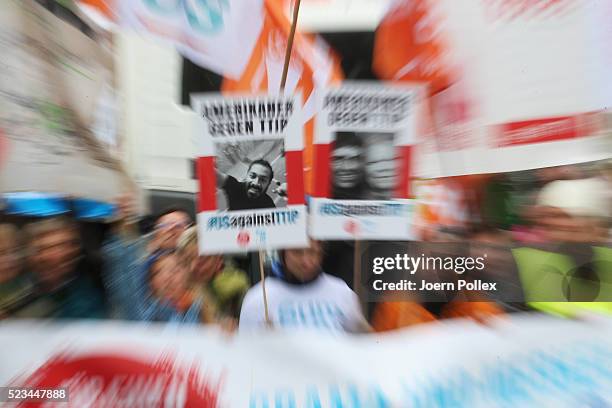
[{"left": 0, "top": 160, "right": 610, "bottom": 332}]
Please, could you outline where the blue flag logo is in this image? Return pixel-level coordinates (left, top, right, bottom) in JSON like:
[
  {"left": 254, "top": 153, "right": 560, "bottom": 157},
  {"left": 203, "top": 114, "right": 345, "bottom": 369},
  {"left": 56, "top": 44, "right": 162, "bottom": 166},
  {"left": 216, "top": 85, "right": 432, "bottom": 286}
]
[{"left": 143, "top": 0, "right": 229, "bottom": 34}]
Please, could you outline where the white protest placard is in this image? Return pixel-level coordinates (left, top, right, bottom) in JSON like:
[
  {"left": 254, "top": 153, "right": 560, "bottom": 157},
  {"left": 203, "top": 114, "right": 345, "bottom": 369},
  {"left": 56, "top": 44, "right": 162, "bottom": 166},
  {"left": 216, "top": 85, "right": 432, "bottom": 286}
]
[
  {"left": 1, "top": 315, "right": 612, "bottom": 406},
  {"left": 310, "top": 82, "right": 426, "bottom": 240},
  {"left": 191, "top": 93, "right": 308, "bottom": 254}
]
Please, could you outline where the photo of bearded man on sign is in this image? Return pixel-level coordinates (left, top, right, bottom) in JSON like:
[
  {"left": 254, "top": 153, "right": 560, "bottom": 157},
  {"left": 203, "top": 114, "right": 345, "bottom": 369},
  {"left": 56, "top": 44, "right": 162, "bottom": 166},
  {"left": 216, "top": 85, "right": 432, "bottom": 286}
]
[
  {"left": 363, "top": 132, "right": 397, "bottom": 200},
  {"left": 215, "top": 140, "right": 286, "bottom": 211},
  {"left": 216, "top": 159, "right": 276, "bottom": 211},
  {"left": 331, "top": 132, "right": 397, "bottom": 200},
  {"left": 331, "top": 132, "right": 366, "bottom": 199}
]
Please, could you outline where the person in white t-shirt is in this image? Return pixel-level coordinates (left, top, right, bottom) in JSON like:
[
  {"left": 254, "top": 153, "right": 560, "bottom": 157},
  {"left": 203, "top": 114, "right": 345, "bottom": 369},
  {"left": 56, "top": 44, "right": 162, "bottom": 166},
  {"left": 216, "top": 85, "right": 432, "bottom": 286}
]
[{"left": 239, "top": 240, "right": 370, "bottom": 333}]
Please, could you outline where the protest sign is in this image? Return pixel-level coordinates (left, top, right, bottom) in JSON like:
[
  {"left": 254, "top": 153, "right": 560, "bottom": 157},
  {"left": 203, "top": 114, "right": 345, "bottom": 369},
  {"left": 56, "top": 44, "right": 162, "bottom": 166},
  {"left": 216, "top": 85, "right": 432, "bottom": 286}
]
[
  {"left": 375, "top": 0, "right": 612, "bottom": 177},
  {"left": 191, "top": 93, "right": 308, "bottom": 253},
  {"left": 0, "top": 0, "right": 131, "bottom": 206},
  {"left": 1, "top": 315, "right": 612, "bottom": 407},
  {"left": 310, "top": 83, "right": 426, "bottom": 240}
]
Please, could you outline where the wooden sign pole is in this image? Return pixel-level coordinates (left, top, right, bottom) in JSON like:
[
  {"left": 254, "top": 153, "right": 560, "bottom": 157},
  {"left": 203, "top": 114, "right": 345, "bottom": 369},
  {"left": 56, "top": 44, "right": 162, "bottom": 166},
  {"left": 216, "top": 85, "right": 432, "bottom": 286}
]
[{"left": 259, "top": 0, "right": 303, "bottom": 327}]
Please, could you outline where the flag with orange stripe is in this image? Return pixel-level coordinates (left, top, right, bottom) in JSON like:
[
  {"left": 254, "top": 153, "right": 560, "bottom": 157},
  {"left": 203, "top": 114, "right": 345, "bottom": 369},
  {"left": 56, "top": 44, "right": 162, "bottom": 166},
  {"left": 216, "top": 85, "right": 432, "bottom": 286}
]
[{"left": 222, "top": 0, "right": 343, "bottom": 193}]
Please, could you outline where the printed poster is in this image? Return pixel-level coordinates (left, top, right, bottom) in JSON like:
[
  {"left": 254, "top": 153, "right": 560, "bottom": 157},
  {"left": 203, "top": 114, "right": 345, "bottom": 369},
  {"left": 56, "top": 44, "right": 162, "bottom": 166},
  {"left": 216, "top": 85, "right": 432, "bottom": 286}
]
[
  {"left": 310, "top": 82, "right": 426, "bottom": 240},
  {"left": 191, "top": 93, "right": 308, "bottom": 253}
]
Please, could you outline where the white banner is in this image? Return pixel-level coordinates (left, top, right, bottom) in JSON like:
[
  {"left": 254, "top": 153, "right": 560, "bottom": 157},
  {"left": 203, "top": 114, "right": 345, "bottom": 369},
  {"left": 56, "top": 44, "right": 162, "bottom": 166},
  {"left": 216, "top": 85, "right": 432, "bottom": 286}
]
[
  {"left": 119, "top": 0, "right": 264, "bottom": 79},
  {"left": 1, "top": 315, "right": 612, "bottom": 406},
  {"left": 413, "top": 0, "right": 612, "bottom": 177}
]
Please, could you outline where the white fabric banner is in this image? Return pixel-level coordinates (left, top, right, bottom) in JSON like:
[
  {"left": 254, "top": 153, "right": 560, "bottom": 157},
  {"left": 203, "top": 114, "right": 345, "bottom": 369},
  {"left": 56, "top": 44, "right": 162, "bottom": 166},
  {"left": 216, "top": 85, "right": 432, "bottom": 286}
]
[
  {"left": 414, "top": 0, "right": 612, "bottom": 177},
  {"left": 119, "top": 0, "right": 264, "bottom": 79},
  {"left": 1, "top": 315, "right": 612, "bottom": 406}
]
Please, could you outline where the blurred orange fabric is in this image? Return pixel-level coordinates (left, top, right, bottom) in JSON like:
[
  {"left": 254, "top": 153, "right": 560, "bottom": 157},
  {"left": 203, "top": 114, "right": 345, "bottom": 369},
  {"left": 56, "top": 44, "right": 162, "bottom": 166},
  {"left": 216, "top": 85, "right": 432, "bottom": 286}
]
[
  {"left": 373, "top": 0, "right": 452, "bottom": 93},
  {"left": 79, "top": 0, "right": 114, "bottom": 17},
  {"left": 439, "top": 301, "right": 505, "bottom": 323},
  {"left": 372, "top": 300, "right": 504, "bottom": 332},
  {"left": 372, "top": 301, "right": 436, "bottom": 332}
]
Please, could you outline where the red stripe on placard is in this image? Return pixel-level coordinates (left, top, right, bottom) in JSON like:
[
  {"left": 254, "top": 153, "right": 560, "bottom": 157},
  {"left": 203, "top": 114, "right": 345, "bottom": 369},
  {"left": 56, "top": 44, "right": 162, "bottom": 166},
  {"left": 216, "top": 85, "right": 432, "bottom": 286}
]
[
  {"left": 312, "top": 143, "right": 331, "bottom": 198},
  {"left": 285, "top": 150, "right": 305, "bottom": 205},
  {"left": 495, "top": 115, "right": 590, "bottom": 147},
  {"left": 197, "top": 156, "right": 217, "bottom": 212},
  {"left": 395, "top": 145, "right": 413, "bottom": 199}
]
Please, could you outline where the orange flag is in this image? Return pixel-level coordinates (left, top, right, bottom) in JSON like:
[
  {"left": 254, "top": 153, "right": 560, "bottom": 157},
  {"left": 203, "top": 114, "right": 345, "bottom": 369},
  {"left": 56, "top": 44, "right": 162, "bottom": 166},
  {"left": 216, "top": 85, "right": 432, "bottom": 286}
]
[
  {"left": 222, "top": 0, "right": 343, "bottom": 194},
  {"left": 78, "top": 0, "right": 114, "bottom": 18},
  {"left": 373, "top": 0, "right": 452, "bottom": 94}
]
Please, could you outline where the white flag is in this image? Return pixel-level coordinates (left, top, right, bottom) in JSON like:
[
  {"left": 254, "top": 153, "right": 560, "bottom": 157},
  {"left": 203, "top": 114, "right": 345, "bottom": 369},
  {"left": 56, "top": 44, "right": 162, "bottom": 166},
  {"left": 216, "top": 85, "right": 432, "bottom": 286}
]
[{"left": 119, "top": 0, "right": 264, "bottom": 79}]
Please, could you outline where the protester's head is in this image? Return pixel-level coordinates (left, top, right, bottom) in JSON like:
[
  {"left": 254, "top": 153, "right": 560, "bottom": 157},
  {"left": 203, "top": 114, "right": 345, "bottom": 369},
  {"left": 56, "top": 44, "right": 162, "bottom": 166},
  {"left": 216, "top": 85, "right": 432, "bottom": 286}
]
[
  {"left": 281, "top": 239, "right": 324, "bottom": 282},
  {"left": 364, "top": 134, "right": 397, "bottom": 195},
  {"left": 153, "top": 207, "right": 191, "bottom": 251},
  {"left": 149, "top": 251, "right": 189, "bottom": 304},
  {"left": 244, "top": 159, "right": 273, "bottom": 199},
  {"left": 534, "top": 178, "right": 610, "bottom": 243},
  {"left": 177, "top": 226, "right": 223, "bottom": 283},
  {"left": 0, "top": 223, "right": 22, "bottom": 284},
  {"left": 332, "top": 132, "right": 364, "bottom": 190},
  {"left": 25, "top": 217, "right": 80, "bottom": 289}
]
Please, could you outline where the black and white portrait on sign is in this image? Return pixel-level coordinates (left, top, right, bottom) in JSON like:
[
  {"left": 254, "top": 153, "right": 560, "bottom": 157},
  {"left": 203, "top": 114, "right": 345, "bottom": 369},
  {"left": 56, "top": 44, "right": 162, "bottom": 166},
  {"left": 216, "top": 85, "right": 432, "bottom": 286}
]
[
  {"left": 331, "top": 132, "right": 396, "bottom": 200},
  {"left": 215, "top": 139, "right": 287, "bottom": 211}
]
